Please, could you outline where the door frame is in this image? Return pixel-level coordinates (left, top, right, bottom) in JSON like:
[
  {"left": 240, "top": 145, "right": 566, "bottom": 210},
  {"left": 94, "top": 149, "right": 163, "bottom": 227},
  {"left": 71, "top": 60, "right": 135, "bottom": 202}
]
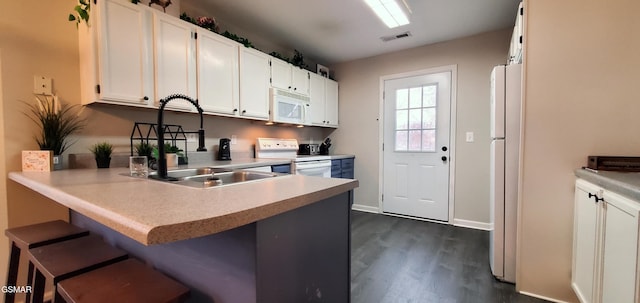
[{"left": 378, "top": 65, "right": 458, "bottom": 223}]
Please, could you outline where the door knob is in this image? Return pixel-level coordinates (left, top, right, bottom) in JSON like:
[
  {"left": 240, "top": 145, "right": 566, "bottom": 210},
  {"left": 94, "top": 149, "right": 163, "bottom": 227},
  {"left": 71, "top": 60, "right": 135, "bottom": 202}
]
[{"left": 442, "top": 156, "right": 447, "bottom": 162}]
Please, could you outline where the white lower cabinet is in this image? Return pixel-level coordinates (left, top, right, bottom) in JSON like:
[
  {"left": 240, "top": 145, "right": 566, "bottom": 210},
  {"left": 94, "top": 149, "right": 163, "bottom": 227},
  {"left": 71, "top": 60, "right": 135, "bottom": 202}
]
[{"left": 573, "top": 179, "right": 640, "bottom": 303}]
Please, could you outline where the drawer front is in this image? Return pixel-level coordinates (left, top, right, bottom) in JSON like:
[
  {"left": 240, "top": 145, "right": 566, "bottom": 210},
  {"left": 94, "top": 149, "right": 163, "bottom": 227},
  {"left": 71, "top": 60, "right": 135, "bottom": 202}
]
[
  {"left": 341, "top": 158, "right": 354, "bottom": 170},
  {"left": 271, "top": 164, "right": 291, "bottom": 174}
]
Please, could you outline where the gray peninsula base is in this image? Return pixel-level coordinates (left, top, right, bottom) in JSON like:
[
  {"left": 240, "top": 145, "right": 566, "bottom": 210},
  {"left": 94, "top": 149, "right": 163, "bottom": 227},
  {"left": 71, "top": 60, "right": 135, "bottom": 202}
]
[{"left": 71, "top": 191, "right": 352, "bottom": 303}]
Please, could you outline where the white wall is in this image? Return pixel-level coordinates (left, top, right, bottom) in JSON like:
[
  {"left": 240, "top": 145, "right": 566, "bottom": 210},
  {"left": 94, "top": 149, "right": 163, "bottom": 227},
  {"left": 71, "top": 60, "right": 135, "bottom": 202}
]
[
  {"left": 517, "top": 0, "right": 640, "bottom": 301},
  {"left": 331, "top": 29, "right": 510, "bottom": 224}
]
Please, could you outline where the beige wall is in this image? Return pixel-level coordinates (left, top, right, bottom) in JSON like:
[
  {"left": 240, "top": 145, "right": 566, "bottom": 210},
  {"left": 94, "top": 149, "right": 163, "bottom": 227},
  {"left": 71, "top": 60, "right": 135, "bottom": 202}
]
[
  {"left": 0, "top": 48, "right": 8, "bottom": 288},
  {"left": 517, "top": 0, "right": 640, "bottom": 301},
  {"left": 331, "top": 29, "right": 510, "bottom": 224}
]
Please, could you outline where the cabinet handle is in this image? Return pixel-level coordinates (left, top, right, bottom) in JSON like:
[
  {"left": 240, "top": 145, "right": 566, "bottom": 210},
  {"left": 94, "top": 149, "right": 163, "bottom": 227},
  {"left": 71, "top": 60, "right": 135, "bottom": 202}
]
[
  {"left": 588, "top": 193, "right": 604, "bottom": 203},
  {"left": 242, "top": 110, "right": 247, "bottom": 114},
  {"left": 233, "top": 108, "right": 238, "bottom": 112},
  {"left": 288, "top": 86, "right": 292, "bottom": 89},
  {"left": 294, "top": 87, "right": 297, "bottom": 91},
  {"left": 143, "top": 96, "right": 149, "bottom": 101}
]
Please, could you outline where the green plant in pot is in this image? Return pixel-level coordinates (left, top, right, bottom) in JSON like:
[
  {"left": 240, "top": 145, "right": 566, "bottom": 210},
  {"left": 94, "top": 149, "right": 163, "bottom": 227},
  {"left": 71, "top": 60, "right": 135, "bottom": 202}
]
[
  {"left": 90, "top": 142, "right": 113, "bottom": 168},
  {"left": 152, "top": 143, "right": 183, "bottom": 168},
  {"left": 135, "top": 142, "right": 154, "bottom": 159},
  {"left": 68, "top": 0, "right": 90, "bottom": 27},
  {"left": 23, "top": 94, "right": 86, "bottom": 170}
]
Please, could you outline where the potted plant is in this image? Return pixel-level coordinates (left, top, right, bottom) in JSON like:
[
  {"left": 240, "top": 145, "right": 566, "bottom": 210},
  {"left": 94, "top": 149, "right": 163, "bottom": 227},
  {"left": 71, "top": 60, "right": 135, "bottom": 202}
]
[
  {"left": 152, "top": 143, "right": 183, "bottom": 168},
  {"left": 23, "top": 94, "right": 86, "bottom": 170},
  {"left": 90, "top": 142, "right": 113, "bottom": 168},
  {"left": 68, "top": 0, "right": 90, "bottom": 27},
  {"left": 135, "top": 142, "right": 154, "bottom": 159}
]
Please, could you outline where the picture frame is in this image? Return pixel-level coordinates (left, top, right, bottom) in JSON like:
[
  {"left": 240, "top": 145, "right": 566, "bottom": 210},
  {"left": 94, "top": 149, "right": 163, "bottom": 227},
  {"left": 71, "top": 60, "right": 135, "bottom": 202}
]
[{"left": 317, "top": 64, "right": 330, "bottom": 78}]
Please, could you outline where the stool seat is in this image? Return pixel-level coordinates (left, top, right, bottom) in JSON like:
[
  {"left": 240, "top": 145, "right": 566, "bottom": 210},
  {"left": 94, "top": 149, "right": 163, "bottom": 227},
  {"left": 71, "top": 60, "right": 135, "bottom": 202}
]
[
  {"left": 29, "top": 234, "right": 128, "bottom": 303},
  {"left": 4, "top": 220, "right": 89, "bottom": 303},
  {"left": 5, "top": 220, "right": 89, "bottom": 249},
  {"left": 58, "top": 259, "right": 190, "bottom": 303},
  {"left": 29, "top": 234, "right": 128, "bottom": 283}
]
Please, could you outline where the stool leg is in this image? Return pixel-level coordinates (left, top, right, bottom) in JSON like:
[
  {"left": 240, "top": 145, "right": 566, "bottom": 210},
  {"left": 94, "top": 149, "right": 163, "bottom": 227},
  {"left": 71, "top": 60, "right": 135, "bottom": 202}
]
[
  {"left": 32, "top": 269, "right": 45, "bottom": 303},
  {"left": 4, "top": 242, "right": 21, "bottom": 303},
  {"left": 25, "top": 261, "right": 34, "bottom": 303}
]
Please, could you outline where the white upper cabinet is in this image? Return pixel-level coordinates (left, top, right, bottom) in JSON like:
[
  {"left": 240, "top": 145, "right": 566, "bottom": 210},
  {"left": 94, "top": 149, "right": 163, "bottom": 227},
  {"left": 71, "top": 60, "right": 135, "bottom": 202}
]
[
  {"left": 291, "top": 67, "right": 310, "bottom": 96},
  {"left": 309, "top": 73, "right": 326, "bottom": 125},
  {"left": 270, "top": 57, "right": 292, "bottom": 91},
  {"left": 309, "top": 73, "right": 339, "bottom": 128},
  {"left": 153, "top": 12, "right": 197, "bottom": 111},
  {"left": 239, "top": 47, "right": 270, "bottom": 120},
  {"left": 196, "top": 29, "right": 240, "bottom": 115},
  {"left": 324, "top": 79, "right": 339, "bottom": 127},
  {"left": 270, "top": 57, "right": 310, "bottom": 96},
  {"left": 79, "top": 0, "right": 154, "bottom": 106}
]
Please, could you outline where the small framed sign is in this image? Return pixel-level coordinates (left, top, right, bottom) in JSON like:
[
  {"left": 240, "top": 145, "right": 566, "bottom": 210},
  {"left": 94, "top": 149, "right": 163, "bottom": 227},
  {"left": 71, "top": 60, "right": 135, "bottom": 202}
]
[
  {"left": 22, "top": 150, "right": 53, "bottom": 172},
  {"left": 317, "top": 64, "right": 330, "bottom": 78}
]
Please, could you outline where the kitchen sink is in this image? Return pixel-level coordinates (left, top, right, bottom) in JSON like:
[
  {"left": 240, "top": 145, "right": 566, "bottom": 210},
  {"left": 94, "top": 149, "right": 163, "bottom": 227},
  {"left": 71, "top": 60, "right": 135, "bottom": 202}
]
[{"left": 148, "top": 168, "right": 283, "bottom": 188}]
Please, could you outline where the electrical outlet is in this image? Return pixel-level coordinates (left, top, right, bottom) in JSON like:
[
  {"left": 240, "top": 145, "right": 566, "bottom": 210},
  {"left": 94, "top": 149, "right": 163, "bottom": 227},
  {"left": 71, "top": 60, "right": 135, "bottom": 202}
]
[
  {"left": 231, "top": 135, "right": 237, "bottom": 145},
  {"left": 466, "top": 132, "right": 474, "bottom": 143},
  {"left": 186, "top": 133, "right": 197, "bottom": 143}
]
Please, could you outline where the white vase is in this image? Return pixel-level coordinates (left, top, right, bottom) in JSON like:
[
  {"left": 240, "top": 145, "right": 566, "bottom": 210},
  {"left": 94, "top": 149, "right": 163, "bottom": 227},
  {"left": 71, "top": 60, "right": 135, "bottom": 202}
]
[{"left": 166, "top": 153, "right": 178, "bottom": 168}]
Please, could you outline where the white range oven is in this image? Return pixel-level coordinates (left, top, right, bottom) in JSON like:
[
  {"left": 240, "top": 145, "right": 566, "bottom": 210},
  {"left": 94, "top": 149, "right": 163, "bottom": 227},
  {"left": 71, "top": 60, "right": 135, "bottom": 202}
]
[{"left": 256, "top": 138, "right": 332, "bottom": 178}]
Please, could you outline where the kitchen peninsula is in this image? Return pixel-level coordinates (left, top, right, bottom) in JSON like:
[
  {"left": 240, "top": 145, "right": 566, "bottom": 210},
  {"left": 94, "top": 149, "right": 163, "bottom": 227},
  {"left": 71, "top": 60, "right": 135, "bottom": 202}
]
[{"left": 9, "top": 167, "right": 358, "bottom": 303}]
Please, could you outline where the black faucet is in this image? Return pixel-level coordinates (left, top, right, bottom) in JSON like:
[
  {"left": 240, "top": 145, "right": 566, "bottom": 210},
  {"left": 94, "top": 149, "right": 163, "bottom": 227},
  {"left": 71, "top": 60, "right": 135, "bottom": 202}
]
[{"left": 155, "top": 94, "right": 207, "bottom": 180}]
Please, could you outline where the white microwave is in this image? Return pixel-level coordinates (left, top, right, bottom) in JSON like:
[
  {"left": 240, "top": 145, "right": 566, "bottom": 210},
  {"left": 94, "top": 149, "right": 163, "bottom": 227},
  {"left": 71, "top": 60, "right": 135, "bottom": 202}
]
[{"left": 270, "top": 88, "right": 310, "bottom": 125}]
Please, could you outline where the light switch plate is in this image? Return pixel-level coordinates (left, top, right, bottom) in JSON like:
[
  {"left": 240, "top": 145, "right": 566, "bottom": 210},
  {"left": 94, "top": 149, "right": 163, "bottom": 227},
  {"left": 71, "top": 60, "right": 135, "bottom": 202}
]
[
  {"left": 466, "top": 132, "right": 474, "bottom": 142},
  {"left": 34, "top": 75, "right": 52, "bottom": 95}
]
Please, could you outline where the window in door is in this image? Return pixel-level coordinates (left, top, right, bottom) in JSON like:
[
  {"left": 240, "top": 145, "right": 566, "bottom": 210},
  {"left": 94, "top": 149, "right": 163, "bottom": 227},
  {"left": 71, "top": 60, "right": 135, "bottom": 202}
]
[{"left": 394, "top": 84, "right": 438, "bottom": 152}]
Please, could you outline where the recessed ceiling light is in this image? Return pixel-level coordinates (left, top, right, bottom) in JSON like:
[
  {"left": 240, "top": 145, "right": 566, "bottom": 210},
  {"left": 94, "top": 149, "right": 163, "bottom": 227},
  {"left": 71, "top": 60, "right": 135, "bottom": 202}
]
[{"left": 364, "top": 0, "right": 410, "bottom": 29}]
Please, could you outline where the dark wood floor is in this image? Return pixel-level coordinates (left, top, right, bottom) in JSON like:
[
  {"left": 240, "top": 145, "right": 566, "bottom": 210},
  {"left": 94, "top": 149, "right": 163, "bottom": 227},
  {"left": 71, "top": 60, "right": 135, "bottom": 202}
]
[{"left": 351, "top": 211, "right": 549, "bottom": 303}]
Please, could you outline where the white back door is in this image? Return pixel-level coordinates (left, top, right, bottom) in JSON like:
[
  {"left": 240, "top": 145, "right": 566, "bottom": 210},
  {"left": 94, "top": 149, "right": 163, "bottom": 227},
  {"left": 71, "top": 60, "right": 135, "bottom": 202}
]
[{"left": 382, "top": 70, "right": 452, "bottom": 221}]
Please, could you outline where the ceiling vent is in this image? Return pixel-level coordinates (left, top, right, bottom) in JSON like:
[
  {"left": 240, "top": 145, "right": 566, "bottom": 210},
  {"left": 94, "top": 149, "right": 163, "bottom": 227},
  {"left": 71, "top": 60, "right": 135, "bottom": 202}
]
[{"left": 380, "top": 31, "right": 412, "bottom": 42}]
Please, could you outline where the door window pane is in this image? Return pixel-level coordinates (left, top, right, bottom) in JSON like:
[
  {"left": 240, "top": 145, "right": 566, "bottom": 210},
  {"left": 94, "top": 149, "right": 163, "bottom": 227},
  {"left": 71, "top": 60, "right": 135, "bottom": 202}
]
[
  {"left": 422, "top": 108, "right": 435, "bottom": 129},
  {"left": 395, "top": 131, "right": 408, "bottom": 150},
  {"left": 409, "top": 87, "right": 422, "bottom": 108},
  {"left": 423, "top": 85, "right": 437, "bottom": 106},
  {"left": 396, "top": 89, "right": 408, "bottom": 109},
  {"left": 396, "top": 110, "right": 408, "bottom": 130},
  {"left": 422, "top": 130, "right": 436, "bottom": 152},
  {"left": 394, "top": 84, "right": 438, "bottom": 152},
  {"left": 408, "top": 130, "right": 422, "bottom": 151}
]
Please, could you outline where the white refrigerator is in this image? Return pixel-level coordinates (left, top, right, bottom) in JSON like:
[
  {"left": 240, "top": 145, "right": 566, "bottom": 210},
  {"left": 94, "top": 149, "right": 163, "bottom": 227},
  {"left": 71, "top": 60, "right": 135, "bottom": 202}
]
[{"left": 489, "top": 63, "right": 522, "bottom": 283}]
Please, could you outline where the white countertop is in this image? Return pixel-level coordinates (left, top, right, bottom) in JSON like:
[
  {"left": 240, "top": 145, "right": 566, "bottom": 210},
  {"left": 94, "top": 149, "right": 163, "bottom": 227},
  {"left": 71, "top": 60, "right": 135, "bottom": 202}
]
[{"left": 8, "top": 168, "right": 358, "bottom": 245}]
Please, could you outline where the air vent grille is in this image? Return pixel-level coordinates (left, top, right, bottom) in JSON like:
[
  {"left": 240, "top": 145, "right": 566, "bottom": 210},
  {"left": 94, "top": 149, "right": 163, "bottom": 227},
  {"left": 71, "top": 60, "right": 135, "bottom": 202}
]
[{"left": 380, "top": 31, "right": 412, "bottom": 42}]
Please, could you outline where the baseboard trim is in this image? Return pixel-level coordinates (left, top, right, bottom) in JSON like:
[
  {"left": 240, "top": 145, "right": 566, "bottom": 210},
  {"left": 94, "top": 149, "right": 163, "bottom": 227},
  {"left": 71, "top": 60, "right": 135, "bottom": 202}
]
[
  {"left": 452, "top": 218, "right": 491, "bottom": 231},
  {"left": 518, "top": 291, "right": 570, "bottom": 303},
  {"left": 351, "top": 204, "right": 379, "bottom": 214}
]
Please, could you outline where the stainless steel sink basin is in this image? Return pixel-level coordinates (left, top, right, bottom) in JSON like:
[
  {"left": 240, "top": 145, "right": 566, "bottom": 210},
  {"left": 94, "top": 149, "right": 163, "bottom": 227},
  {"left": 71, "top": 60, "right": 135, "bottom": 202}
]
[{"left": 148, "top": 168, "right": 282, "bottom": 188}]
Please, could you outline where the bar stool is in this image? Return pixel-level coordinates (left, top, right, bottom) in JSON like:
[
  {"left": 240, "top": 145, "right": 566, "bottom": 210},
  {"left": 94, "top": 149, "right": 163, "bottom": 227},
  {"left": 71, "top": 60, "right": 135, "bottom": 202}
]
[
  {"left": 57, "top": 259, "right": 190, "bottom": 303},
  {"left": 28, "top": 234, "right": 128, "bottom": 303},
  {"left": 4, "top": 220, "right": 89, "bottom": 303}
]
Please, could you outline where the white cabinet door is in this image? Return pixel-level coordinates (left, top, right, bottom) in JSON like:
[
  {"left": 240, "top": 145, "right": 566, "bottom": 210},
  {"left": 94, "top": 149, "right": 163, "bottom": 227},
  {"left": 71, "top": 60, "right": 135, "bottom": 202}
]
[
  {"left": 324, "top": 79, "right": 339, "bottom": 127},
  {"left": 239, "top": 47, "right": 270, "bottom": 120},
  {"left": 196, "top": 29, "right": 239, "bottom": 115},
  {"left": 572, "top": 179, "right": 603, "bottom": 303},
  {"left": 601, "top": 191, "right": 640, "bottom": 303},
  {"left": 270, "top": 57, "right": 291, "bottom": 91},
  {"left": 153, "top": 12, "right": 197, "bottom": 111},
  {"left": 292, "top": 67, "right": 309, "bottom": 96},
  {"left": 79, "top": 0, "right": 154, "bottom": 106},
  {"left": 309, "top": 73, "right": 326, "bottom": 125}
]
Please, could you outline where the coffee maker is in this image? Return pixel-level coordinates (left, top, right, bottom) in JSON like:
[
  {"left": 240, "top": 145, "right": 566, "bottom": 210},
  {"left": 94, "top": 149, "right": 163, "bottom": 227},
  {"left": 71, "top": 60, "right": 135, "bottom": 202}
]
[{"left": 218, "top": 138, "right": 231, "bottom": 160}]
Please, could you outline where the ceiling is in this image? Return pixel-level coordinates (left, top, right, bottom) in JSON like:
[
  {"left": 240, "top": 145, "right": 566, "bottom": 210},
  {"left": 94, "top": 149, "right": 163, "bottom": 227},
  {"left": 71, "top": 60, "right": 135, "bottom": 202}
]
[{"left": 181, "top": 0, "right": 521, "bottom": 65}]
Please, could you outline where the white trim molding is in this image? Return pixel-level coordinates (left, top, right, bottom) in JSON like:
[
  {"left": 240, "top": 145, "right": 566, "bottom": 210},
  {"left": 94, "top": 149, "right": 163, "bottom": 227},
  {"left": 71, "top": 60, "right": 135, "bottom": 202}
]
[
  {"left": 351, "top": 204, "right": 380, "bottom": 214},
  {"left": 518, "top": 291, "right": 571, "bottom": 303},
  {"left": 452, "top": 218, "right": 491, "bottom": 231}
]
